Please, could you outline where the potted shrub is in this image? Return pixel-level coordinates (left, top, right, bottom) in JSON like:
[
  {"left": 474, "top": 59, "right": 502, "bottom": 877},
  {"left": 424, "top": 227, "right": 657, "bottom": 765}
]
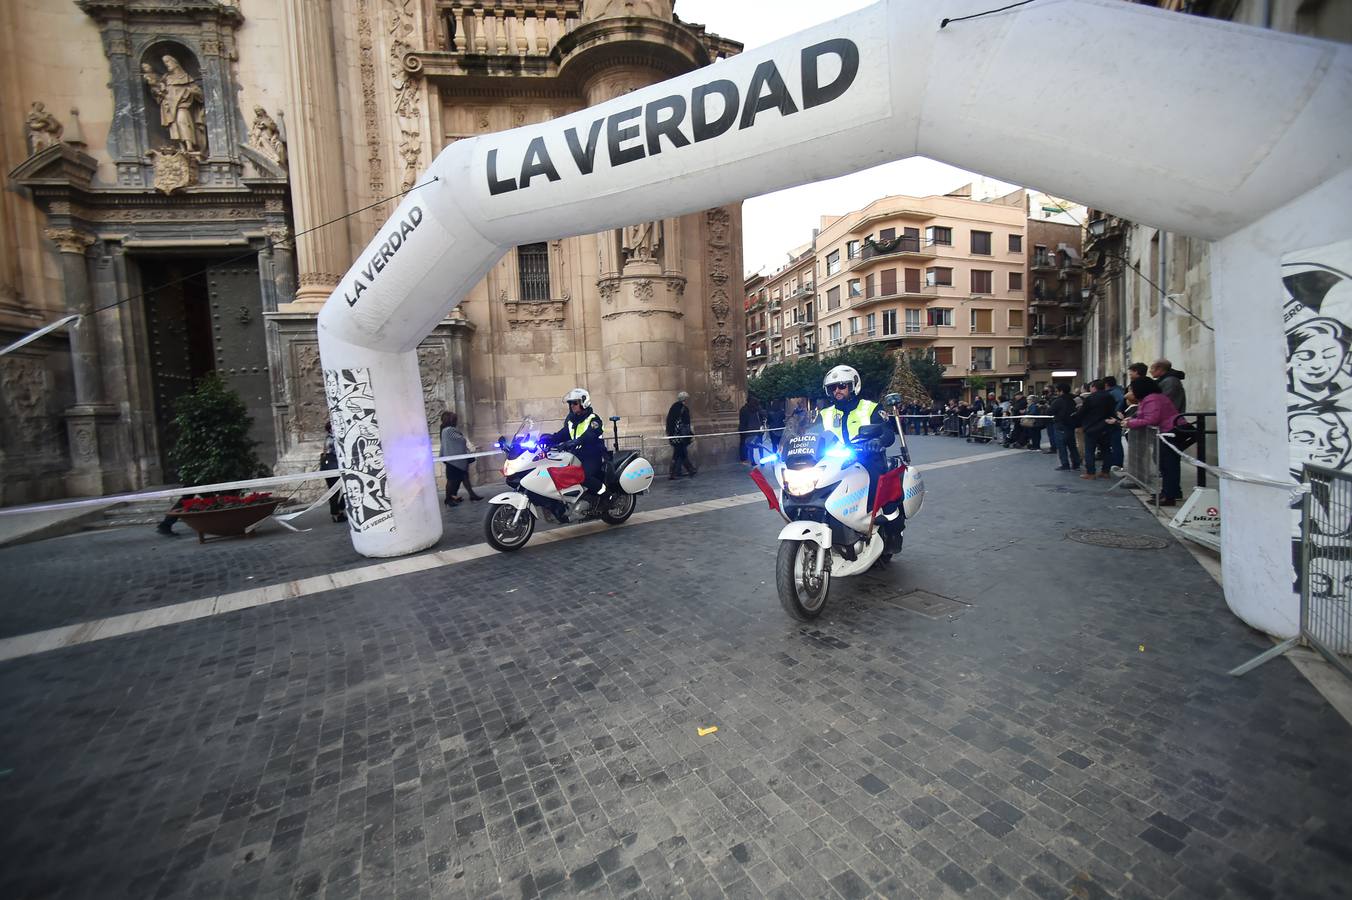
[{"left": 165, "top": 375, "right": 275, "bottom": 542}]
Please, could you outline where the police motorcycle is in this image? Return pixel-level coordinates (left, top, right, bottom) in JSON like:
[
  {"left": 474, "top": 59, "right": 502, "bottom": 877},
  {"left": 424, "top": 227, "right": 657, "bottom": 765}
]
[
  {"left": 750, "top": 393, "right": 925, "bottom": 620},
  {"left": 483, "top": 415, "right": 655, "bottom": 552}
]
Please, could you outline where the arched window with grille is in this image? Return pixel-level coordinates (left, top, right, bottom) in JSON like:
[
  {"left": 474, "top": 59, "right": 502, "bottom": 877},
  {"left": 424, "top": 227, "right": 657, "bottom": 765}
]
[{"left": 516, "top": 242, "right": 550, "bottom": 301}]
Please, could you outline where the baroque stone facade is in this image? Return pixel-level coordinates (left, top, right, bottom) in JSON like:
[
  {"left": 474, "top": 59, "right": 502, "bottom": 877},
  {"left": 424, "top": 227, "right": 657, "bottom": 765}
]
[{"left": 1, "top": 0, "right": 745, "bottom": 505}]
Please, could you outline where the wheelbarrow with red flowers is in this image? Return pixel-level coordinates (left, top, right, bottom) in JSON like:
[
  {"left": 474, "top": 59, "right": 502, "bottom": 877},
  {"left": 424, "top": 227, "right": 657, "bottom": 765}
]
[{"left": 170, "top": 491, "right": 284, "bottom": 543}]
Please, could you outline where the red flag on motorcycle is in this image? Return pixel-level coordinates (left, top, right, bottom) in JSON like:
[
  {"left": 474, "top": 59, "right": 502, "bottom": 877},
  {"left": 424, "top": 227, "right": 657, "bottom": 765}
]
[
  {"left": 548, "top": 466, "right": 587, "bottom": 491},
  {"left": 749, "top": 466, "right": 780, "bottom": 512},
  {"left": 871, "top": 466, "right": 905, "bottom": 516}
]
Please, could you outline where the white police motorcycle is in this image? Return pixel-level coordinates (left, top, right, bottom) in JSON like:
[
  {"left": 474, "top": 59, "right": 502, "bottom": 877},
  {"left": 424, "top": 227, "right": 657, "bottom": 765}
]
[
  {"left": 751, "top": 393, "right": 925, "bottom": 620},
  {"left": 484, "top": 416, "right": 655, "bottom": 552}
]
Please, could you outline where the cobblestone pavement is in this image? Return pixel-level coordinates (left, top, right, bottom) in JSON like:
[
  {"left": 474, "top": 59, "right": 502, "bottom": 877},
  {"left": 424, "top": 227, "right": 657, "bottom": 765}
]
[{"left": 1, "top": 438, "right": 1349, "bottom": 899}]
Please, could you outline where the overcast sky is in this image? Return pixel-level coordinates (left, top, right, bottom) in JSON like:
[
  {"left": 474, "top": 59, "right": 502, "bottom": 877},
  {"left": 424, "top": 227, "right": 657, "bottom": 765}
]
[{"left": 673, "top": 0, "right": 1021, "bottom": 277}]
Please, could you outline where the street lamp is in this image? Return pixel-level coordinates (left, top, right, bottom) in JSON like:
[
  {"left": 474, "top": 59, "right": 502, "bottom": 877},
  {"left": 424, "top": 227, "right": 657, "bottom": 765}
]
[{"left": 1087, "top": 217, "right": 1107, "bottom": 238}]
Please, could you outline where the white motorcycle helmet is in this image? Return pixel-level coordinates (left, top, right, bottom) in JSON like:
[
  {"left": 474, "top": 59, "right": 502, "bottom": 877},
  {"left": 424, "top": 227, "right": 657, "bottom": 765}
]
[
  {"left": 563, "top": 387, "right": 590, "bottom": 408},
  {"left": 823, "top": 365, "right": 861, "bottom": 397}
]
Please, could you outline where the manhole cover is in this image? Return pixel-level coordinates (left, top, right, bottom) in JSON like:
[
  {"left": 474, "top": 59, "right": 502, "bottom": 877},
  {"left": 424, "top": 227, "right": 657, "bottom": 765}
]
[
  {"left": 1066, "top": 529, "right": 1169, "bottom": 550},
  {"left": 885, "top": 590, "right": 970, "bottom": 619}
]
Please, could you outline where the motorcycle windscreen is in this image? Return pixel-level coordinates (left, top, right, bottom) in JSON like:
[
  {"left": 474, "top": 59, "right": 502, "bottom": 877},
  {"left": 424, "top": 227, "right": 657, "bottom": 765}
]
[
  {"left": 618, "top": 457, "right": 654, "bottom": 493},
  {"left": 548, "top": 466, "right": 587, "bottom": 491}
]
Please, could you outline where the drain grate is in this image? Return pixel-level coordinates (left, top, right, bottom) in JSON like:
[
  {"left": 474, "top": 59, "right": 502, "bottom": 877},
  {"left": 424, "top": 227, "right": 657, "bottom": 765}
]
[
  {"left": 885, "top": 590, "right": 970, "bottom": 619},
  {"left": 1066, "top": 529, "right": 1169, "bottom": 550}
]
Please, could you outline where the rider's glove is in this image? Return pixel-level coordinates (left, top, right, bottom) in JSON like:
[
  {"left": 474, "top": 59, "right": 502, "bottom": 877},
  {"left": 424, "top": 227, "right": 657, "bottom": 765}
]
[{"left": 865, "top": 439, "right": 884, "bottom": 454}]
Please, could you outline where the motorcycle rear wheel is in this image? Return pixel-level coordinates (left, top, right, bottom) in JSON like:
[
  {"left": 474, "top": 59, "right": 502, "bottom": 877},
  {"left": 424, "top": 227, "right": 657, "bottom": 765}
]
[
  {"left": 484, "top": 504, "right": 535, "bottom": 552},
  {"left": 776, "top": 540, "right": 831, "bottom": 620},
  {"left": 600, "top": 491, "right": 636, "bottom": 525}
]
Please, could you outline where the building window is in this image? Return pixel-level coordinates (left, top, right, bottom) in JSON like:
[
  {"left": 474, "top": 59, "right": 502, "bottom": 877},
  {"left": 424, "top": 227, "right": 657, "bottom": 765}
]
[
  {"left": 1009, "top": 272, "right": 1023, "bottom": 291},
  {"left": 848, "top": 278, "right": 862, "bottom": 298},
  {"left": 928, "top": 307, "right": 953, "bottom": 327},
  {"left": 971, "top": 231, "right": 992, "bottom": 255},
  {"left": 933, "top": 346, "right": 954, "bottom": 366},
  {"left": 905, "top": 308, "right": 921, "bottom": 333},
  {"left": 866, "top": 312, "right": 876, "bottom": 336},
  {"left": 846, "top": 240, "right": 861, "bottom": 259},
  {"left": 1008, "top": 345, "right": 1026, "bottom": 365},
  {"left": 516, "top": 242, "right": 551, "bottom": 301},
  {"left": 827, "top": 286, "right": 840, "bottom": 310},
  {"left": 1034, "top": 244, "right": 1050, "bottom": 266},
  {"left": 1009, "top": 309, "right": 1024, "bottom": 329},
  {"left": 826, "top": 250, "right": 841, "bottom": 276},
  {"left": 972, "top": 347, "right": 993, "bottom": 370},
  {"left": 883, "top": 309, "right": 898, "bottom": 336},
  {"left": 849, "top": 316, "right": 860, "bottom": 335},
  {"left": 1008, "top": 234, "right": 1022, "bottom": 253},
  {"left": 805, "top": 301, "right": 813, "bottom": 322},
  {"left": 829, "top": 322, "right": 842, "bottom": 344},
  {"left": 926, "top": 267, "right": 953, "bottom": 287},
  {"left": 970, "top": 308, "right": 993, "bottom": 333},
  {"left": 971, "top": 270, "right": 993, "bottom": 294},
  {"left": 926, "top": 226, "right": 952, "bottom": 246}
]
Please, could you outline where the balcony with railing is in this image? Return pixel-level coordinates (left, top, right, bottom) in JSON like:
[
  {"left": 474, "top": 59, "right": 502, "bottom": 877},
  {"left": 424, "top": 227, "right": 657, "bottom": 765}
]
[
  {"left": 846, "top": 235, "right": 938, "bottom": 271},
  {"left": 851, "top": 282, "right": 940, "bottom": 309},
  {"left": 1031, "top": 253, "right": 1057, "bottom": 273}
]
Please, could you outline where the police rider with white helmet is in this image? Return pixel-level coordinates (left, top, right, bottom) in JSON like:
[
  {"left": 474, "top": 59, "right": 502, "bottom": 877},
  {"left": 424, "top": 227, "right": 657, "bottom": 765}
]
[
  {"left": 816, "top": 364, "right": 905, "bottom": 558},
  {"left": 541, "top": 387, "right": 608, "bottom": 501}
]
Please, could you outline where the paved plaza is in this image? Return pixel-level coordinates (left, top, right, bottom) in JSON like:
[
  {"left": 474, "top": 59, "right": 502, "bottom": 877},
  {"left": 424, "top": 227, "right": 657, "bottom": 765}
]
[{"left": 1, "top": 437, "right": 1349, "bottom": 900}]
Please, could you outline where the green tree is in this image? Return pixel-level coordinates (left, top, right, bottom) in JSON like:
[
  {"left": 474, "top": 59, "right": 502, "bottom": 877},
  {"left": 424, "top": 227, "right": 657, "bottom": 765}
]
[
  {"left": 905, "top": 351, "right": 947, "bottom": 398},
  {"left": 966, "top": 374, "right": 987, "bottom": 397},
  {"left": 168, "top": 374, "right": 269, "bottom": 486}
]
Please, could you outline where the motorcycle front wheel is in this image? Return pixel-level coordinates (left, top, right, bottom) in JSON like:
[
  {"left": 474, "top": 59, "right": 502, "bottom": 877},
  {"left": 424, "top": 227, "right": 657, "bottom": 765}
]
[
  {"left": 484, "top": 503, "right": 535, "bottom": 552},
  {"left": 776, "top": 540, "right": 831, "bottom": 620},
  {"left": 600, "top": 490, "right": 636, "bottom": 525}
]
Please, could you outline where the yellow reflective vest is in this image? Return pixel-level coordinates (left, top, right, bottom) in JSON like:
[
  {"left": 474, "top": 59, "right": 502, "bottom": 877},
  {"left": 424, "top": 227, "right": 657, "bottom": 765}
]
[
  {"left": 569, "top": 413, "right": 599, "bottom": 440},
  {"left": 822, "top": 399, "right": 878, "bottom": 443}
]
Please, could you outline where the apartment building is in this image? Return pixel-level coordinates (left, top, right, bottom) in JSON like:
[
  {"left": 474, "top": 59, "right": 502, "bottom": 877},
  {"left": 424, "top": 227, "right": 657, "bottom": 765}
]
[
  {"left": 764, "top": 248, "right": 817, "bottom": 366},
  {"left": 744, "top": 274, "right": 769, "bottom": 376},
  {"left": 814, "top": 189, "right": 1029, "bottom": 399},
  {"left": 1025, "top": 216, "right": 1086, "bottom": 393}
]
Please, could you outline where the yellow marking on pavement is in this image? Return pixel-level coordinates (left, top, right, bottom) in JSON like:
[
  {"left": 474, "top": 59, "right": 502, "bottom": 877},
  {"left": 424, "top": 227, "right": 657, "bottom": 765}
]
[{"left": 0, "top": 449, "right": 1018, "bottom": 662}]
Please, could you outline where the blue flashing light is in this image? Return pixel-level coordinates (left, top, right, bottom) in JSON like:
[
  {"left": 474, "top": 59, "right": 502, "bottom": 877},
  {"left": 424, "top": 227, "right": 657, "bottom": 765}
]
[
  {"left": 521, "top": 439, "right": 538, "bottom": 450},
  {"left": 825, "top": 444, "right": 855, "bottom": 462},
  {"left": 758, "top": 453, "right": 780, "bottom": 465}
]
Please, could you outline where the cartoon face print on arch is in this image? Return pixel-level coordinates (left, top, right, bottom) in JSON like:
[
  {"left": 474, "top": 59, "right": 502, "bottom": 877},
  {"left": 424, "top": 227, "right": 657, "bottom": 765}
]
[{"left": 1289, "top": 408, "right": 1352, "bottom": 478}]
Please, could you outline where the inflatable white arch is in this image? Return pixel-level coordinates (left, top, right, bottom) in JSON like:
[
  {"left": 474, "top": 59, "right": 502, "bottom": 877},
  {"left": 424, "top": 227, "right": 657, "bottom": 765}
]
[{"left": 319, "top": 0, "right": 1352, "bottom": 638}]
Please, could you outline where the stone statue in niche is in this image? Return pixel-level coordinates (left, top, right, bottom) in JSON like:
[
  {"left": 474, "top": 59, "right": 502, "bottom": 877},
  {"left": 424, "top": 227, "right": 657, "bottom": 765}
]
[
  {"left": 623, "top": 221, "right": 662, "bottom": 264},
  {"left": 24, "top": 102, "right": 63, "bottom": 154},
  {"left": 581, "top": 0, "right": 673, "bottom": 22},
  {"left": 248, "top": 106, "right": 287, "bottom": 168},
  {"left": 144, "top": 55, "right": 207, "bottom": 154}
]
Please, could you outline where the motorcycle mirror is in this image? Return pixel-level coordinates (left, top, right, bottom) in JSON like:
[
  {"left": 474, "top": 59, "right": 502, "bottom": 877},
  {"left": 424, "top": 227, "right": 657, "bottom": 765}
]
[{"left": 883, "top": 392, "right": 902, "bottom": 408}]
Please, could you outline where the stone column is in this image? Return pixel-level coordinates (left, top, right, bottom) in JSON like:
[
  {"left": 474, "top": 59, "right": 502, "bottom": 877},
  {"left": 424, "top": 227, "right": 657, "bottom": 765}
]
[
  {"left": 46, "top": 227, "right": 118, "bottom": 495},
  {"left": 281, "top": 0, "right": 351, "bottom": 306}
]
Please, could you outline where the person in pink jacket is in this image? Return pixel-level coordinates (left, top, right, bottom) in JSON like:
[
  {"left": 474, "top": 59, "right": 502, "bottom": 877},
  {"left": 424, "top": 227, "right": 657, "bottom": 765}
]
[{"left": 1115, "top": 377, "right": 1185, "bottom": 505}]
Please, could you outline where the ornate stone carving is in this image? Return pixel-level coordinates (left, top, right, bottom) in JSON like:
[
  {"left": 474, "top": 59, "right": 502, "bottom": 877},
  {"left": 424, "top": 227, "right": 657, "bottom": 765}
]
[
  {"left": 706, "top": 207, "right": 731, "bottom": 247},
  {"left": 505, "top": 299, "right": 567, "bottom": 330},
  {"left": 25, "top": 102, "right": 63, "bottom": 154},
  {"left": 709, "top": 368, "right": 735, "bottom": 412},
  {"left": 708, "top": 245, "right": 730, "bottom": 284},
  {"left": 358, "top": 0, "right": 385, "bottom": 203},
  {"left": 72, "top": 424, "right": 97, "bottom": 461},
  {"left": 709, "top": 287, "right": 730, "bottom": 323},
  {"left": 388, "top": 0, "right": 425, "bottom": 192},
  {"left": 598, "top": 279, "right": 618, "bottom": 304},
  {"left": 710, "top": 333, "right": 733, "bottom": 370},
  {"left": 292, "top": 343, "right": 327, "bottom": 437},
  {"left": 476, "top": 110, "right": 490, "bottom": 131},
  {"left": 299, "top": 271, "right": 342, "bottom": 287},
  {"left": 581, "top": 1, "right": 674, "bottom": 22},
  {"left": 266, "top": 225, "right": 291, "bottom": 247},
  {"left": 43, "top": 227, "right": 95, "bottom": 255},
  {"left": 247, "top": 106, "right": 287, "bottom": 168},
  {"left": 666, "top": 279, "right": 686, "bottom": 299},
  {"left": 602, "top": 309, "right": 683, "bottom": 321},
  {"left": 0, "top": 357, "right": 59, "bottom": 454},
  {"left": 143, "top": 54, "right": 207, "bottom": 154},
  {"left": 633, "top": 279, "right": 654, "bottom": 302},
  {"left": 146, "top": 147, "right": 200, "bottom": 194},
  {"left": 418, "top": 343, "right": 448, "bottom": 428}
]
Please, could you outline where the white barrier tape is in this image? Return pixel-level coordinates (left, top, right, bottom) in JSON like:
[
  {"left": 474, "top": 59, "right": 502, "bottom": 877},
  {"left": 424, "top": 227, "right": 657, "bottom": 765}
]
[
  {"left": 431, "top": 449, "right": 505, "bottom": 464},
  {"left": 1154, "top": 430, "right": 1306, "bottom": 494},
  {"left": 0, "top": 315, "right": 79, "bottom": 358},
  {"left": 264, "top": 480, "right": 346, "bottom": 534}
]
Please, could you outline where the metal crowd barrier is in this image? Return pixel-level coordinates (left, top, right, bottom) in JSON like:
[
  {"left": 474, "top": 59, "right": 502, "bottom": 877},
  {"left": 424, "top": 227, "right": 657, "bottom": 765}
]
[
  {"left": 1230, "top": 463, "right": 1352, "bottom": 680},
  {"left": 1116, "top": 425, "right": 1160, "bottom": 497}
]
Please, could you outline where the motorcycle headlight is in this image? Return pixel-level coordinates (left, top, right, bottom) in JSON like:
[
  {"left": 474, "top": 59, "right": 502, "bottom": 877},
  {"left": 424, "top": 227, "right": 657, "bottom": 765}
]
[{"left": 782, "top": 468, "right": 820, "bottom": 497}]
